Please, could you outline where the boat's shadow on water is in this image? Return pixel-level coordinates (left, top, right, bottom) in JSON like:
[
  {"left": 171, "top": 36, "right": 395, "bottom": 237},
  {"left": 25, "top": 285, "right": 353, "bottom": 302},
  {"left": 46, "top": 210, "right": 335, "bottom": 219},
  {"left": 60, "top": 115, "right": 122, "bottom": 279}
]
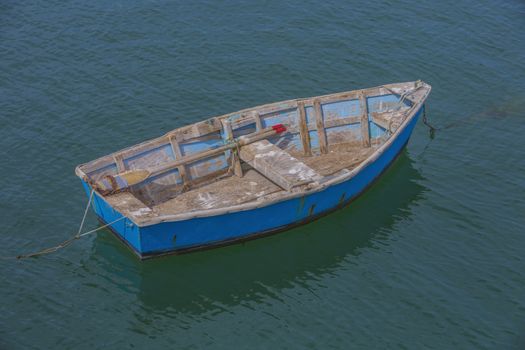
[{"left": 88, "top": 152, "right": 426, "bottom": 316}]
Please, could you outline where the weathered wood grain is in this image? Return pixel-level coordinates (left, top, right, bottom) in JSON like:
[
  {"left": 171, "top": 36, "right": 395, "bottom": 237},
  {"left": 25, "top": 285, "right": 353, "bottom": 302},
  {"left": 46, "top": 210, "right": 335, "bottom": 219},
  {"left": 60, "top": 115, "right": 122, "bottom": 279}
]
[
  {"left": 359, "top": 93, "right": 371, "bottom": 147},
  {"left": 113, "top": 154, "right": 126, "bottom": 172},
  {"left": 239, "top": 140, "right": 322, "bottom": 191},
  {"left": 222, "top": 119, "right": 243, "bottom": 177},
  {"left": 297, "top": 101, "right": 311, "bottom": 156},
  {"left": 313, "top": 99, "right": 328, "bottom": 154},
  {"left": 253, "top": 111, "right": 263, "bottom": 131},
  {"left": 169, "top": 135, "right": 188, "bottom": 185},
  {"left": 323, "top": 116, "right": 361, "bottom": 129}
]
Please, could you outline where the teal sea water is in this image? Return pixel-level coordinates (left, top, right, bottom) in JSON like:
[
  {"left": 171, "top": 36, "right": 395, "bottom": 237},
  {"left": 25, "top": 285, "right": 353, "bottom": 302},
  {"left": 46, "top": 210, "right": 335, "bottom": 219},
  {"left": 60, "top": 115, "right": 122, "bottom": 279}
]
[{"left": 1, "top": 1, "right": 525, "bottom": 348}]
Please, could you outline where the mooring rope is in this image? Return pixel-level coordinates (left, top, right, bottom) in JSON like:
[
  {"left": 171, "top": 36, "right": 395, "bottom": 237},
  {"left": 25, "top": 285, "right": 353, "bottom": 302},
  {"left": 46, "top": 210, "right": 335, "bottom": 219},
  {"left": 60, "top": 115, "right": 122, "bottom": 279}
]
[
  {"left": 421, "top": 107, "right": 437, "bottom": 138},
  {"left": 411, "top": 106, "right": 439, "bottom": 161},
  {"left": 2, "top": 189, "right": 125, "bottom": 260}
]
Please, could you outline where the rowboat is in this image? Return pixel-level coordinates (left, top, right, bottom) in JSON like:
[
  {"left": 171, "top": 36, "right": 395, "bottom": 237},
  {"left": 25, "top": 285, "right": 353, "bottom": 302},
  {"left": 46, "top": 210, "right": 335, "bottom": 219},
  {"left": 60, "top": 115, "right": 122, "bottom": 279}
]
[{"left": 75, "top": 80, "right": 431, "bottom": 259}]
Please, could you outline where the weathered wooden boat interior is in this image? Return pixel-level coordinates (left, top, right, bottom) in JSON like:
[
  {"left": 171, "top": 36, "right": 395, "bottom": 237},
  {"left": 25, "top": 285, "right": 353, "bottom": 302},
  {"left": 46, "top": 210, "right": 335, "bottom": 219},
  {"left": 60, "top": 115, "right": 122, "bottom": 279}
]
[{"left": 76, "top": 81, "right": 429, "bottom": 224}]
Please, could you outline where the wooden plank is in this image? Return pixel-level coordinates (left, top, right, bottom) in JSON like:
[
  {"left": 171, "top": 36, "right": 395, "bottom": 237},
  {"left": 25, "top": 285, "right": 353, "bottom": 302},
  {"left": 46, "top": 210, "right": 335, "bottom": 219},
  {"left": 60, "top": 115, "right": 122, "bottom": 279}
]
[
  {"left": 371, "top": 111, "right": 406, "bottom": 132},
  {"left": 381, "top": 86, "right": 418, "bottom": 104},
  {"left": 169, "top": 135, "right": 189, "bottom": 185},
  {"left": 318, "top": 91, "right": 360, "bottom": 104},
  {"left": 313, "top": 99, "right": 328, "bottom": 154},
  {"left": 78, "top": 154, "right": 116, "bottom": 176},
  {"left": 272, "top": 115, "right": 361, "bottom": 136},
  {"left": 186, "top": 168, "right": 229, "bottom": 188},
  {"left": 359, "top": 93, "right": 371, "bottom": 147},
  {"left": 297, "top": 101, "right": 311, "bottom": 156},
  {"left": 370, "top": 112, "right": 390, "bottom": 131},
  {"left": 254, "top": 101, "right": 298, "bottom": 117},
  {"left": 221, "top": 119, "right": 234, "bottom": 142},
  {"left": 253, "top": 111, "right": 263, "bottom": 131},
  {"left": 239, "top": 140, "right": 322, "bottom": 191},
  {"left": 169, "top": 118, "right": 222, "bottom": 143},
  {"left": 323, "top": 115, "right": 361, "bottom": 129},
  {"left": 113, "top": 154, "right": 126, "bottom": 172},
  {"left": 187, "top": 118, "right": 221, "bottom": 139},
  {"left": 229, "top": 114, "right": 256, "bottom": 129},
  {"left": 222, "top": 119, "right": 243, "bottom": 177},
  {"left": 316, "top": 86, "right": 394, "bottom": 105},
  {"left": 118, "top": 137, "right": 171, "bottom": 160},
  {"left": 216, "top": 100, "right": 298, "bottom": 123},
  {"left": 229, "top": 112, "right": 261, "bottom": 130},
  {"left": 231, "top": 107, "right": 298, "bottom": 130}
]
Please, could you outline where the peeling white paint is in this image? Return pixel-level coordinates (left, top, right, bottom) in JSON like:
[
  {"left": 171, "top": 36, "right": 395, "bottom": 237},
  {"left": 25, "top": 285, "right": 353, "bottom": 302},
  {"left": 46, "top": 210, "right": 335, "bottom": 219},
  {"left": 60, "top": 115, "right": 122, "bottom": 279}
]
[{"left": 130, "top": 207, "right": 153, "bottom": 217}]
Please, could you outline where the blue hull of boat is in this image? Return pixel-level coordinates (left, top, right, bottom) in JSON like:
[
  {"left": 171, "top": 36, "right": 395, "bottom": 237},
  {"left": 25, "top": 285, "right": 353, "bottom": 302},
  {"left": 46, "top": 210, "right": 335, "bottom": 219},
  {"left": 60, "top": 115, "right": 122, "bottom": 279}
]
[{"left": 81, "top": 105, "right": 424, "bottom": 259}]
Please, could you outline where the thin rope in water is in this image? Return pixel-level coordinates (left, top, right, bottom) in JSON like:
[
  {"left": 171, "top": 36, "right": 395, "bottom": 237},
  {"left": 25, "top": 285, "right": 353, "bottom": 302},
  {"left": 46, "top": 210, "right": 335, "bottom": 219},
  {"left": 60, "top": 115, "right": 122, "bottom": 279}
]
[
  {"left": 2, "top": 189, "right": 125, "bottom": 260},
  {"left": 422, "top": 107, "right": 437, "bottom": 138}
]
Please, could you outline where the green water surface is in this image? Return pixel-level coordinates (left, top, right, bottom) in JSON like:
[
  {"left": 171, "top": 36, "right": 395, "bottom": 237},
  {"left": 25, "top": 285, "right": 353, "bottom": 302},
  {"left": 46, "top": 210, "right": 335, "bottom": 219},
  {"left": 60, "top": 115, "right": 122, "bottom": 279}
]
[{"left": 1, "top": 1, "right": 524, "bottom": 348}]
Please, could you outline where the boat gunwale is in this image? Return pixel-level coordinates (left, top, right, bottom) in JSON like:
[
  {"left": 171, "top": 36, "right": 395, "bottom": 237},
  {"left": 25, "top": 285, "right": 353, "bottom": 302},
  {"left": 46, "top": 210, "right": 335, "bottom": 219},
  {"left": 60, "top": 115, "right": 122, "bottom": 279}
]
[
  {"left": 76, "top": 81, "right": 431, "bottom": 227},
  {"left": 74, "top": 81, "right": 419, "bottom": 178}
]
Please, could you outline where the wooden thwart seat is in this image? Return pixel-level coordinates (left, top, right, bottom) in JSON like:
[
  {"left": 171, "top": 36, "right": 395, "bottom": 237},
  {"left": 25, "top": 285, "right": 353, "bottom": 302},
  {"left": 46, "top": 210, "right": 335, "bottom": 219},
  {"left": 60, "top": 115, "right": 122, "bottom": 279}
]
[{"left": 239, "top": 140, "right": 323, "bottom": 191}]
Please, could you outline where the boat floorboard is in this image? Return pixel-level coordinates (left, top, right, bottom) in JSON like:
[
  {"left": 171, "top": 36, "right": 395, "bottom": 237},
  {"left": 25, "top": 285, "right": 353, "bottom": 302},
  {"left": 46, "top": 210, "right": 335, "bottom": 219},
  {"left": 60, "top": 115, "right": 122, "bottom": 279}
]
[
  {"left": 151, "top": 141, "right": 377, "bottom": 215},
  {"left": 153, "top": 169, "right": 282, "bottom": 215},
  {"left": 290, "top": 143, "right": 379, "bottom": 177}
]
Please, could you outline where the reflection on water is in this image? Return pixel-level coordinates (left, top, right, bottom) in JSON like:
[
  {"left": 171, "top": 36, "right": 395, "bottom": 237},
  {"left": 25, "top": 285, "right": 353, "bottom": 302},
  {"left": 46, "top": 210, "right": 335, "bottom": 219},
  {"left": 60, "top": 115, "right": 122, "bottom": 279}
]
[{"left": 87, "top": 152, "right": 426, "bottom": 316}]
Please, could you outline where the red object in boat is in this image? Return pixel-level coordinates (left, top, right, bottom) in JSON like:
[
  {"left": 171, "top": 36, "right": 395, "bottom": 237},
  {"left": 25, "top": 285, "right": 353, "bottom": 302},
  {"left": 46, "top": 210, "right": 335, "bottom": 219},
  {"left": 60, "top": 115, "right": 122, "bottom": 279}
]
[{"left": 272, "top": 124, "right": 286, "bottom": 133}]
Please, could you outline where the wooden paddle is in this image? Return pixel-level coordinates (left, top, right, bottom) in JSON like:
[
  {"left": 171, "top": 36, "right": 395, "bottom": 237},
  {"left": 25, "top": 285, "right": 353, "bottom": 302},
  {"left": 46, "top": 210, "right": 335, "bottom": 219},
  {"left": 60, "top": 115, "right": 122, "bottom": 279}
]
[{"left": 92, "top": 124, "right": 287, "bottom": 194}]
